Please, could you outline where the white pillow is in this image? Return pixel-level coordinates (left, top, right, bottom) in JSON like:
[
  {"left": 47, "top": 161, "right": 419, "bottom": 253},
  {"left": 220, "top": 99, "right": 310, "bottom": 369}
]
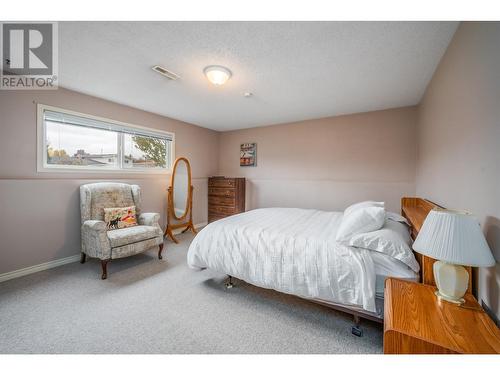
[
  {"left": 336, "top": 206, "right": 386, "bottom": 242},
  {"left": 344, "top": 201, "right": 385, "bottom": 217},
  {"left": 349, "top": 220, "right": 420, "bottom": 272},
  {"left": 386, "top": 211, "right": 409, "bottom": 225}
]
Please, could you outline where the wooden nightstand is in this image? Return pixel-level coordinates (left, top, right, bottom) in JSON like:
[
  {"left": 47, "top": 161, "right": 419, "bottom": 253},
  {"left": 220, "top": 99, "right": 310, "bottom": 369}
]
[{"left": 384, "top": 278, "right": 500, "bottom": 354}]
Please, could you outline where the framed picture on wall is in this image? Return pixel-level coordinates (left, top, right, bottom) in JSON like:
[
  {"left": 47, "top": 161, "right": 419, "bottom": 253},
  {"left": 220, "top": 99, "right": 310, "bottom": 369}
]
[{"left": 240, "top": 143, "right": 257, "bottom": 167}]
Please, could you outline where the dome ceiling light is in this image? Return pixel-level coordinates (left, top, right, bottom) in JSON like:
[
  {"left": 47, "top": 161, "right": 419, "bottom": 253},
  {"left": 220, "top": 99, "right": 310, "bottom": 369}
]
[{"left": 204, "top": 65, "right": 232, "bottom": 86}]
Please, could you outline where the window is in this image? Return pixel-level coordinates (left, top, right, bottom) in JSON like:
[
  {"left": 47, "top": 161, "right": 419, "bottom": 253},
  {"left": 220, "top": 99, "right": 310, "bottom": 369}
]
[{"left": 37, "top": 105, "right": 174, "bottom": 173}]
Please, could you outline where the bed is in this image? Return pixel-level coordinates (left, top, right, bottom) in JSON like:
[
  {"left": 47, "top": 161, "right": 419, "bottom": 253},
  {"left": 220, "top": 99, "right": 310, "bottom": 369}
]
[{"left": 187, "top": 200, "right": 425, "bottom": 327}]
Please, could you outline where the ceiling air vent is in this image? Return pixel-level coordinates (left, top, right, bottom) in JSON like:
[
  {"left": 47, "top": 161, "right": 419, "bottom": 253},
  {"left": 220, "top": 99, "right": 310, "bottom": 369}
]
[{"left": 152, "top": 65, "right": 180, "bottom": 80}]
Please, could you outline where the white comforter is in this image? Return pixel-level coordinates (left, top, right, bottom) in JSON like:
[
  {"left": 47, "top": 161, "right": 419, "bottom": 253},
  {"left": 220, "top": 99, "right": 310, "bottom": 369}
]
[{"left": 187, "top": 208, "right": 378, "bottom": 312}]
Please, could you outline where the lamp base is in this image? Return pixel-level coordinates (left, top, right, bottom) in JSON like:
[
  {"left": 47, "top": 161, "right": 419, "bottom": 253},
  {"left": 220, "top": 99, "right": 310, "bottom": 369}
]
[
  {"left": 434, "top": 290, "right": 465, "bottom": 305},
  {"left": 433, "top": 261, "right": 469, "bottom": 305}
]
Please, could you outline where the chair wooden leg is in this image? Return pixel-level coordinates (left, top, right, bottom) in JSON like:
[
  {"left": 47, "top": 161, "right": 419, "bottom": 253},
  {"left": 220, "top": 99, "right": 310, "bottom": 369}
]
[
  {"left": 158, "top": 243, "right": 164, "bottom": 260},
  {"left": 80, "top": 252, "right": 86, "bottom": 264},
  {"left": 101, "top": 260, "right": 109, "bottom": 280}
]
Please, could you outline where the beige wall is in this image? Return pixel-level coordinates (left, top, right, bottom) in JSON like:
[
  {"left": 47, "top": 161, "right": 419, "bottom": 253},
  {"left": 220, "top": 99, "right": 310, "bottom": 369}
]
[
  {"left": 0, "top": 91, "right": 417, "bottom": 276},
  {"left": 218, "top": 107, "right": 417, "bottom": 213},
  {"left": 0, "top": 88, "right": 219, "bottom": 274},
  {"left": 416, "top": 22, "right": 500, "bottom": 319}
]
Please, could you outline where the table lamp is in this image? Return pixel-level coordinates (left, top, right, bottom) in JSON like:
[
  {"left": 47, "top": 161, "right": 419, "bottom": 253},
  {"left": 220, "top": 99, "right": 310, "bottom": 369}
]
[{"left": 413, "top": 208, "right": 496, "bottom": 304}]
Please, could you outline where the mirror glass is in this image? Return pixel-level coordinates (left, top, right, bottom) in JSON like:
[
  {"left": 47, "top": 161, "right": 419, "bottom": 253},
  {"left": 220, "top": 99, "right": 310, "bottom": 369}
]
[{"left": 173, "top": 159, "right": 189, "bottom": 218}]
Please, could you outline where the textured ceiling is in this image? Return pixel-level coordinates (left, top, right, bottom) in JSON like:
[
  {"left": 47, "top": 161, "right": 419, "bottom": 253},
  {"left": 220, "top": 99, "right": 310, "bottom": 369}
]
[{"left": 59, "top": 21, "right": 458, "bottom": 131}]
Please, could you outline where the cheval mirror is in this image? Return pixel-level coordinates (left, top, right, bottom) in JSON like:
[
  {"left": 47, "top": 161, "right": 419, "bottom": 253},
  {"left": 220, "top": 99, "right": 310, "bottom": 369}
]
[{"left": 165, "top": 157, "right": 196, "bottom": 243}]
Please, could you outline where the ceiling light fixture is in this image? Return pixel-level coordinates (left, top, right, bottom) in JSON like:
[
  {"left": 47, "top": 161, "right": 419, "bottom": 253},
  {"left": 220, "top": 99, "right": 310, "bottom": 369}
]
[{"left": 204, "top": 65, "right": 232, "bottom": 86}]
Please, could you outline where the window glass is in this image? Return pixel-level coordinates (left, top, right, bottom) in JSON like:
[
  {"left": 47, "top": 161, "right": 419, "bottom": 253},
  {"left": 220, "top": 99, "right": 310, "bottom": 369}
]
[
  {"left": 123, "top": 133, "right": 169, "bottom": 169},
  {"left": 45, "top": 121, "right": 118, "bottom": 167},
  {"left": 40, "top": 106, "right": 173, "bottom": 172}
]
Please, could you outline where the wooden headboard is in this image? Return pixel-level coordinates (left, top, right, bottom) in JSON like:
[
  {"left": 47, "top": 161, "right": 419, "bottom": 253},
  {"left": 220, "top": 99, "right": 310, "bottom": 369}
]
[{"left": 401, "top": 197, "right": 473, "bottom": 294}]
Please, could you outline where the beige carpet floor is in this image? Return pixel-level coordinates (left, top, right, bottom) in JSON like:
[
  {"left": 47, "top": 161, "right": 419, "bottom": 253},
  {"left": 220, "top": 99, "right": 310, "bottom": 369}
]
[{"left": 0, "top": 232, "right": 383, "bottom": 353}]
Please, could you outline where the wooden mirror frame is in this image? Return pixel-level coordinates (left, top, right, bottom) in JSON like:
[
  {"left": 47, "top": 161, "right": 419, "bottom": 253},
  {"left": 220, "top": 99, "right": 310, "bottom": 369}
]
[
  {"left": 170, "top": 157, "right": 191, "bottom": 221},
  {"left": 164, "top": 157, "right": 197, "bottom": 243}
]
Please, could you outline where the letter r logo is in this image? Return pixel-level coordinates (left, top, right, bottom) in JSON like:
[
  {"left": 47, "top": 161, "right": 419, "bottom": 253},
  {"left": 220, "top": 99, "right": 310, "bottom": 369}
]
[{"left": 2, "top": 23, "right": 53, "bottom": 75}]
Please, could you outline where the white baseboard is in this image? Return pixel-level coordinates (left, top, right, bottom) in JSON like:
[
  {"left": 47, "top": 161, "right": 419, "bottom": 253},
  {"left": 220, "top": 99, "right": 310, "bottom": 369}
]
[
  {"left": 0, "top": 254, "right": 81, "bottom": 283},
  {"left": 0, "top": 222, "right": 207, "bottom": 283}
]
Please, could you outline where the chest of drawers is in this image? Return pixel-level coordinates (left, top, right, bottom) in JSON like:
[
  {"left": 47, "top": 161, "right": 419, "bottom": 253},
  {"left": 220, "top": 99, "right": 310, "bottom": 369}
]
[{"left": 208, "top": 177, "right": 245, "bottom": 223}]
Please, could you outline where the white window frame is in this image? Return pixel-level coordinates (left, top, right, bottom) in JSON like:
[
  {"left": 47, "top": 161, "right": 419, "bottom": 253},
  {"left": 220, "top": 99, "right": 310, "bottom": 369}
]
[{"left": 37, "top": 104, "right": 175, "bottom": 174}]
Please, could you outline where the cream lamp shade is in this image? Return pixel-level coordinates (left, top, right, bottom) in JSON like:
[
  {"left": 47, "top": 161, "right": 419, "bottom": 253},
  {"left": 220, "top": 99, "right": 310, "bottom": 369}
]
[{"left": 413, "top": 208, "right": 496, "bottom": 304}]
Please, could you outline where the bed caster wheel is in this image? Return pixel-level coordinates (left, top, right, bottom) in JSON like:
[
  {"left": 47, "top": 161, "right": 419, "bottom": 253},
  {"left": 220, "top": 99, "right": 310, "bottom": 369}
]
[
  {"left": 351, "top": 326, "right": 363, "bottom": 337},
  {"left": 225, "top": 276, "right": 234, "bottom": 289}
]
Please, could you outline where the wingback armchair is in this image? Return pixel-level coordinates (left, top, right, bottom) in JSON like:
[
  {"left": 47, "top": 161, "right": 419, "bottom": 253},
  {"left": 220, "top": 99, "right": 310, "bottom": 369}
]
[{"left": 80, "top": 182, "right": 164, "bottom": 279}]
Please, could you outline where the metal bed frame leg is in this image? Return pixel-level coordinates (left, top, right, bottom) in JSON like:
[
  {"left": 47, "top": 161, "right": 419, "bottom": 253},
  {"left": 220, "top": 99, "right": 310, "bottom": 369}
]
[
  {"left": 221, "top": 275, "right": 368, "bottom": 336},
  {"left": 351, "top": 314, "right": 363, "bottom": 337},
  {"left": 225, "top": 275, "right": 234, "bottom": 289}
]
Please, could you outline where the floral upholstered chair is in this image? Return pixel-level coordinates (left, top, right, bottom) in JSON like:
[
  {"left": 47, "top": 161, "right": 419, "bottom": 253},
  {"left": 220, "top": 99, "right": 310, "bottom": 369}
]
[{"left": 80, "top": 182, "right": 164, "bottom": 279}]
